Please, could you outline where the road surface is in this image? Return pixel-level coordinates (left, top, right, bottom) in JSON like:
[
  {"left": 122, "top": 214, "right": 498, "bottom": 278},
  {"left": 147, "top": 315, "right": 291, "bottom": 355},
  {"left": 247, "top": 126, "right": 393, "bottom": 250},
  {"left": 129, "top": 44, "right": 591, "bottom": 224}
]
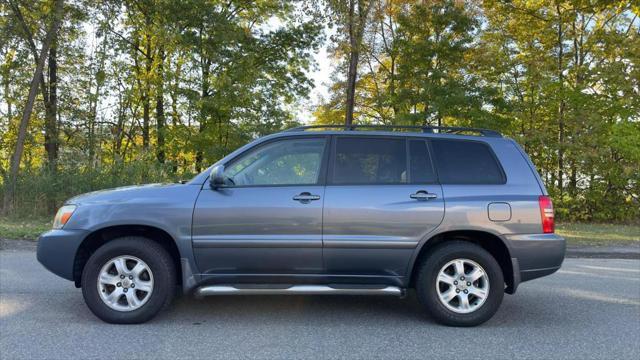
[{"left": 1, "top": 246, "right": 639, "bottom": 359}]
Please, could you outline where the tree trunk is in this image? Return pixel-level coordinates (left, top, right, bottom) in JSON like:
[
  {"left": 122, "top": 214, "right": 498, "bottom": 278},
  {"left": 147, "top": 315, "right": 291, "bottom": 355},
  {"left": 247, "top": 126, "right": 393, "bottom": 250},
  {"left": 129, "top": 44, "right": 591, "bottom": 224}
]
[
  {"left": 142, "top": 38, "right": 152, "bottom": 150},
  {"left": 44, "top": 34, "right": 59, "bottom": 173},
  {"left": 3, "top": 0, "right": 63, "bottom": 214},
  {"left": 169, "top": 59, "right": 181, "bottom": 173},
  {"left": 44, "top": 34, "right": 59, "bottom": 213},
  {"left": 142, "top": 96, "right": 150, "bottom": 150},
  {"left": 556, "top": 2, "right": 565, "bottom": 198},
  {"left": 114, "top": 93, "right": 126, "bottom": 163},
  {"left": 10, "top": 0, "right": 58, "bottom": 174},
  {"left": 344, "top": 0, "right": 373, "bottom": 127},
  {"left": 569, "top": 161, "right": 577, "bottom": 195},
  {"left": 196, "top": 54, "right": 210, "bottom": 173},
  {"left": 345, "top": 48, "right": 359, "bottom": 126},
  {"left": 390, "top": 56, "right": 398, "bottom": 116},
  {"left": 345, "top": 0, "right": 357, "bottom": 126},
  {"left": 3, "top": 69, "right": 10, "bottom": 121},
  {"left": 156, "top": 46, "right": 165, "bottom": 164}
]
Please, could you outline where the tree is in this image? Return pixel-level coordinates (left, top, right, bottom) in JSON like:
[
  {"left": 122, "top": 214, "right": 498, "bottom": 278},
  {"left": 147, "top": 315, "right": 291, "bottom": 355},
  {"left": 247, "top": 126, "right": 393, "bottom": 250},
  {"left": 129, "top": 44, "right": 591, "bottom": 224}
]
[
  {"left": 3, "top": 0, "right": 64, "bottom": 213},
  {"left": 167, "top": 0, "right": 321, "bottom": 171},
  {"left": 479, "top": 0, "right": 640, "bottom": 221},
  {"left": 0, "top": 0, "right": 637, "bottom": 222},
  {"left": 9, "top": 0, "right": 60, "bottom": 174},
  {"left": 393, "top": 1, "right": 492, "bottom": 127},
  {"left": 316, "top": 0, "right": 639, "bottom": 222},
  {"left": 326, "top": 0, "right": 375, "bottom": 126},
  {"left": 318, "top": 1, "right": 497, "bottom": 127}
]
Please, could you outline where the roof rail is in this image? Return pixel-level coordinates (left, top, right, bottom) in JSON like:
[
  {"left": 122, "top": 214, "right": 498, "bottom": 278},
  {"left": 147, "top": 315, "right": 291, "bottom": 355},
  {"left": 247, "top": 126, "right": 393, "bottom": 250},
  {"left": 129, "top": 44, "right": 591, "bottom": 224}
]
[{"left": 284, "top": 124, "right": 502, "bottom": 138}]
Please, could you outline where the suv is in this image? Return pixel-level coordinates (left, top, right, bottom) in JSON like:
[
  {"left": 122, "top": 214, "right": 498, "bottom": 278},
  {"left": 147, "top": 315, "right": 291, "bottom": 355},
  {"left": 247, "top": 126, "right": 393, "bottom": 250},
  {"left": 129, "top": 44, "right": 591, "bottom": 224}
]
[{"left": 37, "top": 125, "right": 565, "bottom": 326}]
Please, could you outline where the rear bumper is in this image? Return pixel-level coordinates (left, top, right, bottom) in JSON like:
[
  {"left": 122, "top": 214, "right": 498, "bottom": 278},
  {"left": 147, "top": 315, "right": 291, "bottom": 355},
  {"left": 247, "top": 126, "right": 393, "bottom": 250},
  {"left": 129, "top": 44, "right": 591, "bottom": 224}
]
[
  {"left": 504, "top": 233, "right": 566, "bottom": 291},
  {"left": 37, "top": 229, "right": 89, "bottom": 281}
]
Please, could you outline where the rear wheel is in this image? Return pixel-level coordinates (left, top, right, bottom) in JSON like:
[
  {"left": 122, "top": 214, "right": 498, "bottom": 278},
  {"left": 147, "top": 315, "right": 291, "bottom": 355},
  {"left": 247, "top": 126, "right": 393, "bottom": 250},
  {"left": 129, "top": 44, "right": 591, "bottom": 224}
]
[
  {"left": 415, "top": 241, "right": 504, "bottom": 326},
  {"left": 81, "top": 236, "right": 176, "bottom": 324}
]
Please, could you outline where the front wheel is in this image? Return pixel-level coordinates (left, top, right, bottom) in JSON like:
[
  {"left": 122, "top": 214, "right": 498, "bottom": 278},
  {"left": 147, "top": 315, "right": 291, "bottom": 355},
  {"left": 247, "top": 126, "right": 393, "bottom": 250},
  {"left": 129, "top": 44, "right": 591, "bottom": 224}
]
[
  {"left": 81, "top": 236, "right": 176, "bottom": 324},
  {"left": 415, "top": 241, "right": 504, "bottom": 326}
]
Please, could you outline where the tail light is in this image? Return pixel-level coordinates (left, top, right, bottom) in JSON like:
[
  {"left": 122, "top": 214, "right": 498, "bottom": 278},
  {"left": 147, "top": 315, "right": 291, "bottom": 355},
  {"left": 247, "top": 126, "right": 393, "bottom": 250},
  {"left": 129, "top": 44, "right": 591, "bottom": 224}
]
[{"left": 538, "top": 196, "right": 554, "bottom": 233}]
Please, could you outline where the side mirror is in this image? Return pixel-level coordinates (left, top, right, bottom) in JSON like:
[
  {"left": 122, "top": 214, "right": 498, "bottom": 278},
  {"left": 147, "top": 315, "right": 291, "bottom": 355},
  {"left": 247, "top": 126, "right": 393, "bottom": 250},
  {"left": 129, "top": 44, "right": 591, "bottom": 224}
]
[{"left": 209, "top": 165, "right": 226, "bottom": 189}]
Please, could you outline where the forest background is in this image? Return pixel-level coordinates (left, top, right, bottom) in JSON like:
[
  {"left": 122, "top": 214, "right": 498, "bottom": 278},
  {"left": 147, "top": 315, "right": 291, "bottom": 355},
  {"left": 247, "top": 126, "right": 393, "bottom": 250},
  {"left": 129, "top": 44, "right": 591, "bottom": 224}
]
[{"left": 1, "top": 0, "right": 638, "bottom": 227}]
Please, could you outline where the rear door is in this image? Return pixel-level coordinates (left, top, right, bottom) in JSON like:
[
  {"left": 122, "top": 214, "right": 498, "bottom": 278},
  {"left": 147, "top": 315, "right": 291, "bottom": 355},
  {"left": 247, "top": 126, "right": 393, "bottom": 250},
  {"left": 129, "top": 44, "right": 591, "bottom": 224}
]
[{"left": 322, "top": 136, "right": 444, "bottom": 279}]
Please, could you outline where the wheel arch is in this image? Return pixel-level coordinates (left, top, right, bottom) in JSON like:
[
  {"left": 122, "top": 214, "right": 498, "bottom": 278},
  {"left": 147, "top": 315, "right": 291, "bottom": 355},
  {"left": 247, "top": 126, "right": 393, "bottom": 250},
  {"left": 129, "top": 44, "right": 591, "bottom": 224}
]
[
  {"left": 73, "top": 225, "right": 183, "bottom": 288},
  {"left": 408, "top": 230, "right": 515, "bottom": 293}
]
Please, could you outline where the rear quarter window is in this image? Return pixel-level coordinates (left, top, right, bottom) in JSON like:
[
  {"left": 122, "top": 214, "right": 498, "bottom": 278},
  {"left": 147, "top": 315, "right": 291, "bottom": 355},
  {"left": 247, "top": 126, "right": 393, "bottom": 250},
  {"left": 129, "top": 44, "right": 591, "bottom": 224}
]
[{"left": 431, "top": 139, "right": 506, "bottom": 184}]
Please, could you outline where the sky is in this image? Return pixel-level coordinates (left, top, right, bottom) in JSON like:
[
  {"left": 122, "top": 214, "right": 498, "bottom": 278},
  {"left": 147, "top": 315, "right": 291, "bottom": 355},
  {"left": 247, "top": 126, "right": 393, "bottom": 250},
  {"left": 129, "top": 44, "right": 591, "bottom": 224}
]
[{"left": 298, "top": 39, "right": 334, "bottom": 123}]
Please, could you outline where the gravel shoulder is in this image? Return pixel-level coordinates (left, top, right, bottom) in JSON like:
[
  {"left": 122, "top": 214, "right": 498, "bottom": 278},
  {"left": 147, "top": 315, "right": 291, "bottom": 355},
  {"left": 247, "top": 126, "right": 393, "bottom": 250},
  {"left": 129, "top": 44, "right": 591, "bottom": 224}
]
[
  {"left": 0, "top": 238, "right": 37, "bottom": 251},
  {"left": 566, "top": 244, "right": 640, "bottom": 259}
]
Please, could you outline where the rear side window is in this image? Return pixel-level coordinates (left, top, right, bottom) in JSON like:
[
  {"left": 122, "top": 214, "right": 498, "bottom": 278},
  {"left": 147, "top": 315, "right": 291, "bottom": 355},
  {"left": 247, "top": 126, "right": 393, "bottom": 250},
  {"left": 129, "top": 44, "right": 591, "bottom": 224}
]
[
  {"left": 332, "top": 137, "right": 407, "bottom": 184},
  {"left": 431, "top": 139, "right": 505, "bottom": 184}
]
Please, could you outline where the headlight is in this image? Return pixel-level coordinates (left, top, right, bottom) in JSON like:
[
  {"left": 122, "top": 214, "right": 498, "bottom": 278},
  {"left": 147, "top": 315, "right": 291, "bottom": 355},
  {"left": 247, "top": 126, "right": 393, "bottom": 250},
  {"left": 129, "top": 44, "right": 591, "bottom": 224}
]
[{"left": 53, "top": 205, "right": 77, "bottom": 229}]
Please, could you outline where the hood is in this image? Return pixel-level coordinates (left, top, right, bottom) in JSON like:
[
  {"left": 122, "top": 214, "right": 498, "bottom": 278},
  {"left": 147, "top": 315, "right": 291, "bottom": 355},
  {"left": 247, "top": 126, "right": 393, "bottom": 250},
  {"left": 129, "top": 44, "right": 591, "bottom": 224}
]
[{"left": 66, "top": 183, "right": 186, "bottom": 205}]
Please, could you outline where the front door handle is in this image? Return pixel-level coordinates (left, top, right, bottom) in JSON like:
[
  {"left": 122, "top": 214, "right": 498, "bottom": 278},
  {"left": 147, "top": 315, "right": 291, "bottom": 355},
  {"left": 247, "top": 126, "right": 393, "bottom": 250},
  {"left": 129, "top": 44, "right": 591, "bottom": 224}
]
[
  {"left": 410, "top": 190, "right": 437, "bottom": 201},
  {"left": 293, "top": 192, "right": 321, "bottom": 204}
]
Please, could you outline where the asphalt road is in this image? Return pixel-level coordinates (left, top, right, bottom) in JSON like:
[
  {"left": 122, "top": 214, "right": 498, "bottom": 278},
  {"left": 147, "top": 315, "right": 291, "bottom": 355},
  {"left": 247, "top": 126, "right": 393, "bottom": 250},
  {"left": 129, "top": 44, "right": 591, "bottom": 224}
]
[{"left": 1, "top": 247, "right": 639, "bottom": 360}]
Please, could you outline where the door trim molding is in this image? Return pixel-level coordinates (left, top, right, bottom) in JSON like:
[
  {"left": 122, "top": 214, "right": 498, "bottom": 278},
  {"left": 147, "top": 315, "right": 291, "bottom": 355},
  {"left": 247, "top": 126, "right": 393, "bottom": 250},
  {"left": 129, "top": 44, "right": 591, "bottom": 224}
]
[
  {"left": 193, "top": 238, "right": 321, "bottom": 248},
  {"left": 323, "top": 239, "right": 418, "bottom": 249}
]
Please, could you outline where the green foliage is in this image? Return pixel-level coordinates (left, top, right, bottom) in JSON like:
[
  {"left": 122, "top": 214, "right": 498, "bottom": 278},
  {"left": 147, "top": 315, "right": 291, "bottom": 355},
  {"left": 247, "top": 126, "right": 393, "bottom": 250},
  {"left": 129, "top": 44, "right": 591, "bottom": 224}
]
[
  {"left": 393, "top": 1, "right": 490, "bottom": 125},
  {"left": 0, "top": 0, "right": 638, "bottom": 223},
  {"left": 316, "top": 0, "right": 640, "bottom": 223},
  {"left": 0, "top": 159, "right": 192, "bottom": 219},
  {"left": 0, "top": 216, "right": 51, "bottom": 239},
  {"left": 1, "top": 0, "right": 321, "bottom": 214}
]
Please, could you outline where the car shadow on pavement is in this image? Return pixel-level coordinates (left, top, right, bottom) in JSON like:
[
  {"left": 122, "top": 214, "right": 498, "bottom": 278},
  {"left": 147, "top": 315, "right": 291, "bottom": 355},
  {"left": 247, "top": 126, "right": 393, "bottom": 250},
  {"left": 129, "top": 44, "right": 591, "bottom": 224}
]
[
  {"left": 148, "top": 290, "right": 560, "bottom": 328},
  {"left": 52, "top": 288, "right": 572, "bottom": 327},
  {"left": 160, "top": 292, "right": 428, "bottom": 325}
]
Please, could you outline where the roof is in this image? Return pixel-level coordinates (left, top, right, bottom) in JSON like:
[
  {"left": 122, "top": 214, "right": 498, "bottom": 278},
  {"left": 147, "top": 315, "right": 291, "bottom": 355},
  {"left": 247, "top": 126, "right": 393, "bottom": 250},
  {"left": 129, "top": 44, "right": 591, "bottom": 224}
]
[{"left": 282, "top": 124, "right": 502, "bottom": 138}]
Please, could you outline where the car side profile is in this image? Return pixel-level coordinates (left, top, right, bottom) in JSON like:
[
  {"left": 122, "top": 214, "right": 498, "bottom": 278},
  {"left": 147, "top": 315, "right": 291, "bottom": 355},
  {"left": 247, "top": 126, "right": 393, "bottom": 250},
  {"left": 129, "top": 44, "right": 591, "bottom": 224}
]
[{"left": 37, "top": 125, "right": 565, "bottom": 326}]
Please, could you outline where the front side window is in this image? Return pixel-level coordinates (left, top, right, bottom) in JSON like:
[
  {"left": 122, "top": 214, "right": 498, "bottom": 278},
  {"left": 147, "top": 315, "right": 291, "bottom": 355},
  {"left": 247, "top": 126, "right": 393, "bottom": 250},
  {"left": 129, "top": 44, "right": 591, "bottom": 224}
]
[
  {"left": 332, "top": 137, "right": 407, "bottom": 184},
  {"left": 224, "top": 138, "right": 326, "bottom": 186}
]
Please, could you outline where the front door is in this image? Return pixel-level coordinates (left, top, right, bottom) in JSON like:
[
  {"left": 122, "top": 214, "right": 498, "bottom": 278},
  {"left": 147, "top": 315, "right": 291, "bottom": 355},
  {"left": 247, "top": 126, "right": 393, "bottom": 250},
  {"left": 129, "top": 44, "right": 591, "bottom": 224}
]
[
  {"left": 322, "top": 136, "right": 445, "bottom": 281},
  {"left": 192, "top": 136, "right": 328, "bottom": 276}
]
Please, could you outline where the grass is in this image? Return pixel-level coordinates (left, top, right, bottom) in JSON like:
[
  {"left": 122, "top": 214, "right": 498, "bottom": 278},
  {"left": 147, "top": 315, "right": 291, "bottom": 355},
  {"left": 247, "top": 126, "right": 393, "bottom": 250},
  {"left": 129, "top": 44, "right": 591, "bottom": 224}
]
[
  {"left": 0, "top": 216, "right": 638, "bottom": 247},
  {"left": 555, "top": 223, "right": 640, "bottom": 246},
  {"left": 0, "top": 217, "right": 51, "bottom": 240}
]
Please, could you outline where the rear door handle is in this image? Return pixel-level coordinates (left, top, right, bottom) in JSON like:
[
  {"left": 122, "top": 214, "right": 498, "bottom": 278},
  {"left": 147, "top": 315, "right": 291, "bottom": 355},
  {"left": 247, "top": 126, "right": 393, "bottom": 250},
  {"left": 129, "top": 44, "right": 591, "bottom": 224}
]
[
  {"left": 293, "top": 192, "right": 321, "bottom": 203},
  {"left": 410, "top": 191, "right": 437, "bottom": 201}
]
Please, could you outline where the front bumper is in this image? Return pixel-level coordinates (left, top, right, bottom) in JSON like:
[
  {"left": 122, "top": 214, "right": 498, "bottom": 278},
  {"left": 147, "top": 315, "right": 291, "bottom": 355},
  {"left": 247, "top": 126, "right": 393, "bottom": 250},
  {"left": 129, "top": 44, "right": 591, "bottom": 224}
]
[
  {"left": 37, "top": 229, "right": 89, "bottom": 281},
  {"left": 505, "top": 233, "right": 566, "bottom": 288}
]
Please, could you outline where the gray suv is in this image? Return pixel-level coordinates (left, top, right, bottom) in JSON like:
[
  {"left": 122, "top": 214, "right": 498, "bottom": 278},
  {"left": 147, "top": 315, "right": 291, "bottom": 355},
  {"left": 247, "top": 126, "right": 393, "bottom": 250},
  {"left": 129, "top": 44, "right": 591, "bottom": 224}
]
[{"left": 37, "top": 125, "right": 565, "bottom": 326}]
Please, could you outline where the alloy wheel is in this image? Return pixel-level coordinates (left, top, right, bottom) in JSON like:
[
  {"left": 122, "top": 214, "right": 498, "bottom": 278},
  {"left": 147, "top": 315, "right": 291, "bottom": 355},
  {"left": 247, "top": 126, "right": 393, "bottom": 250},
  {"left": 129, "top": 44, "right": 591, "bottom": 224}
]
[
  {"left": 97, "top": 255, "right": 154, "bottom": 312},
  {"left": 435, "top": 258, "right": 490, "bottom": 314}
]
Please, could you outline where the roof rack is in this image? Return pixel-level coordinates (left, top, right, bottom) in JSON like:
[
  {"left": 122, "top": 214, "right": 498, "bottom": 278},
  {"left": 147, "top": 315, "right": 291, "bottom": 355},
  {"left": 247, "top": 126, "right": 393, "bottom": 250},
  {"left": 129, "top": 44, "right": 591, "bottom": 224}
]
[{"left": 284, "top": 124, "right": 502, "bottom": 138}]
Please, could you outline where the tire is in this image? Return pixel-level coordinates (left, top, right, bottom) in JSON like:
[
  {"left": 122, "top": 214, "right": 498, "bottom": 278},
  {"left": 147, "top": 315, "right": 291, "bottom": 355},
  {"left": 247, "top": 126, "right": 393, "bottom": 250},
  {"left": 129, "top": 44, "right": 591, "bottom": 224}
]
[
  {"left": 415, "top": 241, "right": 504, "bottom": 327},
  {"left": 81, "top": 236, "right": 176, "bottom": 324}
]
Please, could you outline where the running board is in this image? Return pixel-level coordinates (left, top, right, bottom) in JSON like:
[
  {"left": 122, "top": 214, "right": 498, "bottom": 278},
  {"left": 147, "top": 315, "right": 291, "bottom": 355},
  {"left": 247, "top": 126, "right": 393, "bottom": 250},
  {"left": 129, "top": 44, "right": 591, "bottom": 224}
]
[{"left": 194, "top": 284, "right": 404, "bottom": 297}]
